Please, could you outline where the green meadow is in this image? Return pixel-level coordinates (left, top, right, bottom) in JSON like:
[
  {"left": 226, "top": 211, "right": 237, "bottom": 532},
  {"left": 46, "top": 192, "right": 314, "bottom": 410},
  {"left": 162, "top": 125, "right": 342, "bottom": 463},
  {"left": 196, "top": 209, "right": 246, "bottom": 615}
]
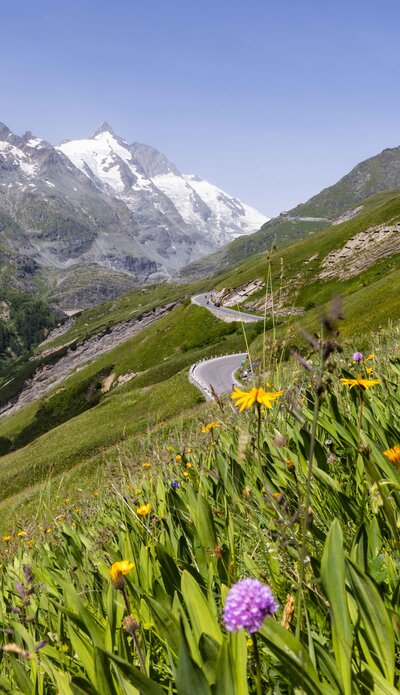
[
  {"left": 0, "top": 187, "right": 399, "bottom": 692},
  {"left": 0, "top": 323, "right": 399, "bottom": 693}
]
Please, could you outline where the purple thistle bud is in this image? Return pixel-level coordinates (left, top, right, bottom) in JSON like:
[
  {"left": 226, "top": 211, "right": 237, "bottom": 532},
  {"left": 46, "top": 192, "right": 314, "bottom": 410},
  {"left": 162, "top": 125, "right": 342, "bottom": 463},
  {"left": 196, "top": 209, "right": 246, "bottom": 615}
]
[
  {"left": 353, "top": 351, "right": 363, "bottom": 363},
  {"left": 222, "top": 578, "right": 278, "bottom": 633},
  {"left": 170, "top": 480, "right": 180, "bottom": 489}
]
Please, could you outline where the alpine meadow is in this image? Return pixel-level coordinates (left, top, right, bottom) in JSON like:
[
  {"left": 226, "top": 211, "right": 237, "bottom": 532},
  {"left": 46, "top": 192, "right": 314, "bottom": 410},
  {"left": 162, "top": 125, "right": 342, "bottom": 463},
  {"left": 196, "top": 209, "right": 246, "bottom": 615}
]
[{"left": 1, "top": 2, "right": 400, "bottom": 692}]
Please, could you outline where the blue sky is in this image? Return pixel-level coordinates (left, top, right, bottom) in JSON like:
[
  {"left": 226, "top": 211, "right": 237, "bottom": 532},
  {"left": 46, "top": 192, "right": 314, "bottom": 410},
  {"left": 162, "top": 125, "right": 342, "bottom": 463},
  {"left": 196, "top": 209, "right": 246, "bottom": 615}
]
[{"left": 1, "top": 0, "right": 400, "bottom": 215}]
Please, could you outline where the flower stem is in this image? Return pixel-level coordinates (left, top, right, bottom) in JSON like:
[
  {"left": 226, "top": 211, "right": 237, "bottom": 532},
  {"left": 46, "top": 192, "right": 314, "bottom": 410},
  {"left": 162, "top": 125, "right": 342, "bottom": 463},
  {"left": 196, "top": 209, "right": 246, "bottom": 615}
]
[
  {"left": 256, "top": 402, "right": 261, "bottom": 454},
  {"left": 251, "top": 634, "right": 263, "bottom": 695},
  {"left": 132, "top": 629, "right": 147, "bottom": 675}
]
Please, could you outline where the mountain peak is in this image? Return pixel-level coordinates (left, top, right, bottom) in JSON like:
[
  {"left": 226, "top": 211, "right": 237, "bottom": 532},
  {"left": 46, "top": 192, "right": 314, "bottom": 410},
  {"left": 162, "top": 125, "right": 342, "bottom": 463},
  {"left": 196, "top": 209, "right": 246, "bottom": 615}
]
[
  {"left": 92, "top": 121, "right": 116, "bottom": 138},
  {"left": 0, "top": 122, "right": 12, "bottom": 142}
]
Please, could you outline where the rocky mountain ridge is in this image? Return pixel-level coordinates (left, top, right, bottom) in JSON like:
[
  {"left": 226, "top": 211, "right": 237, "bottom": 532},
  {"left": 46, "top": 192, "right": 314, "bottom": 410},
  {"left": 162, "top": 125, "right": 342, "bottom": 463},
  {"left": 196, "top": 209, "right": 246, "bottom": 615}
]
[
  {"left": 181, "top": 143, "right": 400, "bottom": 279},
  {"left": 0, "top": 121, "right": 267, "bottom": 306}
]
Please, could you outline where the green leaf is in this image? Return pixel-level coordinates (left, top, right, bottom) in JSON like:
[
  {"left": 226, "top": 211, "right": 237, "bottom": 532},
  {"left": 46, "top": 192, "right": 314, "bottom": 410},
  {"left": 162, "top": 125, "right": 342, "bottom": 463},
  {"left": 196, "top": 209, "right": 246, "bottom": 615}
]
[
  {"left": 258, "top": 620, "right": 334, "bottom": 695},
  {"left": 181, "top": 570, "right": 222, "bottom": 645},
  {"left": 198, "top": 634, "right": 220, "bottom": 685},
  {"left": 8, "top": 657, "right": 32, "bottom": 695},
  {"left": 213, "top": 638, "right": 235, "bottom": 695},
  {"left": 357, "top": 662, "right": 399, "bottom": 694},
  {"left": 67, "top": 626, "right": 96, "bottom": 683},
  {"left": 176, "top": 619, "right": 211, "bottom": 695},
  {"left": 99, "top": 650, "right": 165, "bottom": 695},
  {"left": 227, "top": 631, "right": 248, "bottom": 695},
  {"left": 156, "top": 544, "right": 181, "bottom": 597},
  {"left": 94, "top": 647, "right": 117, "bottom": 695},
  {"left": 347, "top": 559, "right": 395, "bottom": 683},
  {"left": 192, "top": 494, "right": 217, "bottom": 550},
  {"left": 320, "top": 519, "right": 353, "bottom": 695},
  {"left": 145, "top": 596, "right": 180, "bottom": 656}
]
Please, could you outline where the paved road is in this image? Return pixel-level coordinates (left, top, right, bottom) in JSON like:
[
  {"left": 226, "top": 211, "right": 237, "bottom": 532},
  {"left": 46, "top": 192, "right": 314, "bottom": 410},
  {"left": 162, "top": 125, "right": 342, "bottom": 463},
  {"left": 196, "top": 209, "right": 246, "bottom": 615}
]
[
  {"left": 190, "top": 352, "right": 247, "bottom": 400},
  {"left": 192, "top": 293, "right": 263, "bottom": 323}
]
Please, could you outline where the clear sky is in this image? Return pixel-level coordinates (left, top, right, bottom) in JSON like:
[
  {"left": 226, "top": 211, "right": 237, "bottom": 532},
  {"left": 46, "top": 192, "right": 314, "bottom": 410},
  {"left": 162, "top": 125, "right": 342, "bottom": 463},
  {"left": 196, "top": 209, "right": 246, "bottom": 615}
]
[{"left": 1, "top": 0, "right": 400, "bottom": 216}]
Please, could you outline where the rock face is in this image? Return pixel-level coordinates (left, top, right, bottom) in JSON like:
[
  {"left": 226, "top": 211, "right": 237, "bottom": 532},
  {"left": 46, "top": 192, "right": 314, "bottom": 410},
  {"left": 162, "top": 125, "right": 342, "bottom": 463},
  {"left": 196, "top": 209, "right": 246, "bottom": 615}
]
[{"left": 0, "top": 120, "right": 268, "bottom": 307}]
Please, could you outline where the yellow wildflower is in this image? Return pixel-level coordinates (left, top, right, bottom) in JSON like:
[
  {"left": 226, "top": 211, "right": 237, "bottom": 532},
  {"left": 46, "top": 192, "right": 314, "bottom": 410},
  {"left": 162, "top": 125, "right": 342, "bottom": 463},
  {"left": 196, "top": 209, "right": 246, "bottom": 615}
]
[
  {"left": 64, "top": 498, "right": 70, "bottom": 503},
  {"left": 135, "top": 489, "right": 141, "bottom": 495},
  {"left": 201, "top": 421, "right": 221, "bottom": 433},
  {"left": 92, "top": 492, "right": 99, "bottom": 497},
  {"left": 136, "top": 503, "right": 151, "bottom": 517},
  {"left": 142, "top": 463, "right": 151, "bottom": 469},
  {"left": 231, "top": 386, "right": 284, "bottom": 411},
  {"left": 384, "top": 445, "right": 400, "bottom": 466},
  {"left": 340, "top": 374, "right": 380, "bottom": 390},
  {"left": 2, "top": 535, "right": 11, "bottom": 542},
  {"left": 17, "top": 531, "right": 27, "bottom": 537},
  {"left": 187, "top": 448, "right": 192, "bottom": 453},
  {"left": 183, "top": 471, "right": 189, "bottom": 477},
  {"left": 109, "top": 560, "right": 135, "bottom": 583},
  {"left": 186, "top": 462, "right": 193, "bottom": 468},
  {"left": 74, "top": 508, "right": 81, "bottom": 513},
  {"left": 366, "top": 367, "right": 374, "bottom": 375},
  {"left": 366, "top": 353, "right": 375, "bottom": 361},
  {"left": 175, "top": 454, "right": 182, "bottom": 462}
]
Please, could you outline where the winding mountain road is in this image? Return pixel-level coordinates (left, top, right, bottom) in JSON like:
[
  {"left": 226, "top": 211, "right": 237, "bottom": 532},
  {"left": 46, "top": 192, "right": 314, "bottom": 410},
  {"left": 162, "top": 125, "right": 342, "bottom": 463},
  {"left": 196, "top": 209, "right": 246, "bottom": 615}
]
[
  {"left": 189, "top": 352, "right": 247, "bottom": 401},
  {"left": 191, "top": 293, "right": 263, "bottom": 323}
]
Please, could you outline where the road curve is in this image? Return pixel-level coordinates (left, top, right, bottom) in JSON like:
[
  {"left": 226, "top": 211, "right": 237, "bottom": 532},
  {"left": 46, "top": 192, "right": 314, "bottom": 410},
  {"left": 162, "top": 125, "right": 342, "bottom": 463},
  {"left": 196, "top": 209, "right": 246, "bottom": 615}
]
[
  {"left": 189, "top": 352, "right": 247, "bottom": 401},
  {"left": 192, "top": 293, "right": 263, "bottom": 323}
]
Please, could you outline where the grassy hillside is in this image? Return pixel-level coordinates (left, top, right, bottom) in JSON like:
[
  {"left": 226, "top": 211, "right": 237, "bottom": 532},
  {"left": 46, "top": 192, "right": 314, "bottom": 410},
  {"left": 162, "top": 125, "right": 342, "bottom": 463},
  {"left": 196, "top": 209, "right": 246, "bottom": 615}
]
[
  {"left": 180, "top": 217, "right": 326, "bottom": 279},
  {"left": 212, "top": 189, "right": 400, "bottom": 315},
  {"left": 0, "top": 302, "right": 264, "bottom": 521},
  {"left": 0, "top": 325, "right": 399, "bottom": 693},
  {"left": 0, "top": 187, "right": 399, "bottom": 526}
]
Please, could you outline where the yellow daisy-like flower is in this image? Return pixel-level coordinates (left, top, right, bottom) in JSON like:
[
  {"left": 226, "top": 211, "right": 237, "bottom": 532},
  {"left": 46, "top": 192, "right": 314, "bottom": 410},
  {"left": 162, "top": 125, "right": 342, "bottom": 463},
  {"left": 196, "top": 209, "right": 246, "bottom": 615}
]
[
  {"left": 201, "top": 421, "right": 221, "bottom": 433},
  {"left": 109, "top": 560, "right": 135, "bottom": 583},
  {"left": 186, "top": 462, "right": 192, "bottom": 468},
  {"left": 340, "top": 374, "right": 380, "bottom": 390},
  {"left": 366, "top": 367, "right": 374, "bottom": 375},
  {"left": 16, "top": 531, "right": 27, "bottom": 537},
  {"left": 136, "top": 503, "right": 151, "bottom": 517},
  {"left": 183, "top": 471, "right": 190, "bottom": 477},
  {"left": 142, "top": 462, "right": 151, "bottom": 469},
  {"left": 2, "top": 535, "right": 11, "bottom": 542},
  {"left": 231, "top": 386, "right": 284, "bottom": 411},
  {"left": 366, "top": 353, "right": 375, "bottom": 361},
  {"left": 384, "top": 445, "right": 400, "bottom": 466},
  {"left": 175, "top": 454, "right": 182, "bottom": 462}
]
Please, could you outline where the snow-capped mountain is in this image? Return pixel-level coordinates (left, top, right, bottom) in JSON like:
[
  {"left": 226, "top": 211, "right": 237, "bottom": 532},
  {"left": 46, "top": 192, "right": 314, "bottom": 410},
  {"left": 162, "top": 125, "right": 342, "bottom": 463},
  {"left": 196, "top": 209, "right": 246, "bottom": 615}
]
[
  {"left": 59, "top": 123, "right": 268, "bottom": 246},
  {"left": 0, "top": 121, "right": 268, "bottom": 306}
]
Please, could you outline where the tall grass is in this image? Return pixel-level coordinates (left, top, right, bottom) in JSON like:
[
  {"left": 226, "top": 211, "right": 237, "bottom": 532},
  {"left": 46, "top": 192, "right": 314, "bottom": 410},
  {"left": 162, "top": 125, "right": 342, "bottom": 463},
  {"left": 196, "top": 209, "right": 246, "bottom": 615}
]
[{"left": 0, "top": 320, "right": 399, "bottom": 693}]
